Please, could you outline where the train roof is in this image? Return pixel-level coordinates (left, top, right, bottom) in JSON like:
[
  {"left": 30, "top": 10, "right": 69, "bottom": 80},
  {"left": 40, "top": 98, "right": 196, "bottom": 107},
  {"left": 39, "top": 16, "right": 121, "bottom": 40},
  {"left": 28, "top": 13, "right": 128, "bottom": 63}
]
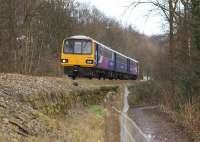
[
  {"left": 67, "top": 35, "right": 91, "bottom": 40},
  {"left": 66, "top": 35, "right": 138, "bottom": 63}
]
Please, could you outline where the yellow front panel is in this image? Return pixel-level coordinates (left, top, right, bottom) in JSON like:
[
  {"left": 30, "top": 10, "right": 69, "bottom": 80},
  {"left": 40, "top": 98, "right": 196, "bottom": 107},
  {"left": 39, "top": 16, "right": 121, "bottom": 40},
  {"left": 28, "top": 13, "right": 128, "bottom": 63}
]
[{"left": 61, "top": 41, "right": 95, "bottom": 67}]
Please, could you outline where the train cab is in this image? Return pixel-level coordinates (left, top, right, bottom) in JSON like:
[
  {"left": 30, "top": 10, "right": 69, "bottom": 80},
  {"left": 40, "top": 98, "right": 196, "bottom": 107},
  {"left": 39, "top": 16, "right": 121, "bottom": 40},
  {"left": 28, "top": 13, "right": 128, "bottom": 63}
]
[{"left": 61, "top": 36, "right": 96, "bottom": 67}]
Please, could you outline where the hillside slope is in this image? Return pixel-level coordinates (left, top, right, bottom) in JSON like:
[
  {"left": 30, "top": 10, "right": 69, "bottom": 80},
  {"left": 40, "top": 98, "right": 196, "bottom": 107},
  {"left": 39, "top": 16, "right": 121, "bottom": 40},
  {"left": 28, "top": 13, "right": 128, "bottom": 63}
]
[{"left": 0, "top": 74, "right": 124, "bottom": 142}]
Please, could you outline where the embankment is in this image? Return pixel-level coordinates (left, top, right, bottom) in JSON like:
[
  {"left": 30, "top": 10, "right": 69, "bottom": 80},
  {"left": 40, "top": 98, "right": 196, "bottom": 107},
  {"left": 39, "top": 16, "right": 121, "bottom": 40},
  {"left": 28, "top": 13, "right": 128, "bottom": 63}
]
[{"left": 0, "top": 74, "right": 123, "bottom": 142}]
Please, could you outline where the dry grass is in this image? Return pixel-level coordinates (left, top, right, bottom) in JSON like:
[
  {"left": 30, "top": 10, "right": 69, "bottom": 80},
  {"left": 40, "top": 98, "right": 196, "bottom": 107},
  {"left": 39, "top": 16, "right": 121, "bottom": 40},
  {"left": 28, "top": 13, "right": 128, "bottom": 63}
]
[
  {"left": 0, "top": 136, "right": 6, "bottom": 142},
  {"left": 66, "top": 110, "right": 105, "bottom": 142},
  {"left": 26, "top": 106, "right": 105, "bottom": 142}
]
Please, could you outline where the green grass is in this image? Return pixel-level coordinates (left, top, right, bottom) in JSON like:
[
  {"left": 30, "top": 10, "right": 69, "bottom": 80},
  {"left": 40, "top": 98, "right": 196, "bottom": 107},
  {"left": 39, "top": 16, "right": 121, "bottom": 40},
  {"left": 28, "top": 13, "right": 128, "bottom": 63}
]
[{"left": 88, "top": 105, "right": 105, "bottom": 118}]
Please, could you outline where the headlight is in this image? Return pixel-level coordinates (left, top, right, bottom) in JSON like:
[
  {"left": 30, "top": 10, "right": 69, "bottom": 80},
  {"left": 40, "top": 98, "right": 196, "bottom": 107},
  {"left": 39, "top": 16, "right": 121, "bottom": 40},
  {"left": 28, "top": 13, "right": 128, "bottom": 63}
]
[
  {"left": 86, "top": 60, "right": 93, "bottom": 64},
  {"left": 61, "top": 59, "right": 68, "bottom": 63}
]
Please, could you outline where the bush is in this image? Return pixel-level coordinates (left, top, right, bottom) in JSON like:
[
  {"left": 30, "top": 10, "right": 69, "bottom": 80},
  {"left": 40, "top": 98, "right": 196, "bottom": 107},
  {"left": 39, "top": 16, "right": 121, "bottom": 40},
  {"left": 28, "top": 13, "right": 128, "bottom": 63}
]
[{"left": 128, "top": 81, "right": 162, "bottom": 107}]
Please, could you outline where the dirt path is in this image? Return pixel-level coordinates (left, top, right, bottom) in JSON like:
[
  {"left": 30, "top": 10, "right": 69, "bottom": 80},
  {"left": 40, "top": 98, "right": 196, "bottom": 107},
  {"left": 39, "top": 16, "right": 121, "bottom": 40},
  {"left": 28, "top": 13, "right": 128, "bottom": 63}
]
[{"left": 129, "top": 106, "right": 193, "bottom": 142}]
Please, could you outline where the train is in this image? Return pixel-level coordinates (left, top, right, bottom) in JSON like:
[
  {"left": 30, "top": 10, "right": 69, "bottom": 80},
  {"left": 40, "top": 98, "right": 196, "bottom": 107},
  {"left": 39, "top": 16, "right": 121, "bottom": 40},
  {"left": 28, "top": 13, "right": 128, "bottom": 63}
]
[{"left": 60, "top": 35, "right": 139, "bottom": 80}]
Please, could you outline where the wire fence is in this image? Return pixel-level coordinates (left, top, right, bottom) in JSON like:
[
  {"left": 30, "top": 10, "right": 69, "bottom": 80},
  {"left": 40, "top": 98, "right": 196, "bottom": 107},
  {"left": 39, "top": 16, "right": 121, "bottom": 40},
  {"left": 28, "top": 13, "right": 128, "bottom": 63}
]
[{"left": 113, "top": 106, "right": 151, "bottom": 142}]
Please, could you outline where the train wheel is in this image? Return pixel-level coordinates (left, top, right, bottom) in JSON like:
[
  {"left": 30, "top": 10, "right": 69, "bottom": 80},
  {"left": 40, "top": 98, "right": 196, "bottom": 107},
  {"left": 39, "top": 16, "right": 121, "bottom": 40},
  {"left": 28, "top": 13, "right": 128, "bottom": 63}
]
[
  {"left": 98, "top": 73, "right": 102, "bottom": 80},
  {"left": 72, "top": 72, "right": 77, "bottom": 80}
]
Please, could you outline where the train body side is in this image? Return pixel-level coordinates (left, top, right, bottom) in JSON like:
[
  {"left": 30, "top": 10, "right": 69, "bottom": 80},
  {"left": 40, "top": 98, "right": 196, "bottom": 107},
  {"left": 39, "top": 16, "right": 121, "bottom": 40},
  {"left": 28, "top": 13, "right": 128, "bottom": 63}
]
[{"left": 94, "top": 42, "right": 138, "bottom": 77}]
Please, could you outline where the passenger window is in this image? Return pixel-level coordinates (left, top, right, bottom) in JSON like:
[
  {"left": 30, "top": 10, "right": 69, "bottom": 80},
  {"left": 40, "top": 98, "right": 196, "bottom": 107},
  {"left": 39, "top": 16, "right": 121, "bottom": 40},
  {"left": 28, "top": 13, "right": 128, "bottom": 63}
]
[
  {"left": 98, "top": 46, "right": 103, "bottom": 56},
  {"left": 102, "top": 47, "right": 112, "bottom": 59}
]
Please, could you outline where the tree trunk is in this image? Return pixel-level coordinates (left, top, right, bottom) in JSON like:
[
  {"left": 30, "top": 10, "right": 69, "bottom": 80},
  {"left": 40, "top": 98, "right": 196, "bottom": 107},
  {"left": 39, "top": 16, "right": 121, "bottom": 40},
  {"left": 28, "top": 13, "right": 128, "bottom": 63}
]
[{"left": 169, "top": 0, "right": 175, "bottom": 95}]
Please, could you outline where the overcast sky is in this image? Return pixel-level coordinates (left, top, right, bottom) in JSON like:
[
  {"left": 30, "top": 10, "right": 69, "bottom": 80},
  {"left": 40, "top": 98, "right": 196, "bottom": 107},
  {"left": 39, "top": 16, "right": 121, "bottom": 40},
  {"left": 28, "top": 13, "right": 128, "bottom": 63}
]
[{"left": 77, "top": 0, "right": 166, "bottom": 36}]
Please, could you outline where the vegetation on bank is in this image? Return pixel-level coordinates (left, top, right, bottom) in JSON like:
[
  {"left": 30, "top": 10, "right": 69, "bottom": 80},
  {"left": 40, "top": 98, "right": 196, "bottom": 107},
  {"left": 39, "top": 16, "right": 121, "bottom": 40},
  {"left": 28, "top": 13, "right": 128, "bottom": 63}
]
[
  {"left": 89, "top": 105, "right": 106, "bottom": 118},
  {"left": 23, "top": 86, "right": 118, "bottom": 115},
  {"left": 0, "top": 73, "right": 122, "bottom": 142},
  {"left": 128, "top": 81, "right": 200, "bottom": 142},
  {"left": 28, "top": 106, "right": 106, "bottom": 142}
]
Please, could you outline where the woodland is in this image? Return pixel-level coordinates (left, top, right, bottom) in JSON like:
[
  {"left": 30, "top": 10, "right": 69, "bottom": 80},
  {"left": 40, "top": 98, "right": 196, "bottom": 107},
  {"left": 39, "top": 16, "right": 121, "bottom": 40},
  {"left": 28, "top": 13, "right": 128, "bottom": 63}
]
[{"left": 0, "top": 0, "right": 162, "bottom": 77}]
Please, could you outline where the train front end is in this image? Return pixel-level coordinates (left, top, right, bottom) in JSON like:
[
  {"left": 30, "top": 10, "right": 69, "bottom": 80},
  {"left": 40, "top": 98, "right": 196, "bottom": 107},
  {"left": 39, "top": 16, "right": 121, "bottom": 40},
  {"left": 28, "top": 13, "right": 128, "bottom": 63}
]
[{"left": 61, "top": 36, "right": 95, "bottom": 78}]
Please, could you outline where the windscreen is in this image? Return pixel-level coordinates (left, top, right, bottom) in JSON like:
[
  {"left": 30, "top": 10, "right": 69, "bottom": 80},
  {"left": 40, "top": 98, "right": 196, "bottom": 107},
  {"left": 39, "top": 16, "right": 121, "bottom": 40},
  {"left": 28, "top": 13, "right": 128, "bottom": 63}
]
[{"left": 63, "top": 39, "right": 92, "bottom": 54}]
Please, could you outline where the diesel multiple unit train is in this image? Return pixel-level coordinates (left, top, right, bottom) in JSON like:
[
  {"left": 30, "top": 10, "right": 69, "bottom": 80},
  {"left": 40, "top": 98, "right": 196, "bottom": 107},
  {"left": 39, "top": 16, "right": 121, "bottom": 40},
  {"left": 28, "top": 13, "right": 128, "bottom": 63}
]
[{"left": 61, "top": 35, "right": 139, "bottom": 80}]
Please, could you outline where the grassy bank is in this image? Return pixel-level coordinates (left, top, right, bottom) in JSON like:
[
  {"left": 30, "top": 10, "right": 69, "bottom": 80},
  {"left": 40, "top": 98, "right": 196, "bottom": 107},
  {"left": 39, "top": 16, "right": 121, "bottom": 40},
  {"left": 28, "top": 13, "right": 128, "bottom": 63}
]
[
  {"left": 27, "top": 105, "right": 106, "bottom": 142},
  {"left": 0, "top": 73, "right": 122, "bottom": 142},
  {"left": 22, "top": 86, "right": 118, "bottom": 115},
  {"left": 0, "top": 86, "right": 119, "bottom": 142},
  {"left": 128, "top": 81, "right": 200, "bottom": 142}
]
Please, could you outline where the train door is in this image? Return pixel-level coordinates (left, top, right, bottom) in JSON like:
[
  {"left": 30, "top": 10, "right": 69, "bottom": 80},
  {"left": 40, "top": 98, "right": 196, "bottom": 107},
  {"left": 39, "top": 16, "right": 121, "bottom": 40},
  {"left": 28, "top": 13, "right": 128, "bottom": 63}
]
[
  {"left": 95, "top": 43, "right": 99, "bottom": 65},
  {"left": 127, "top": 59, "right": 130, "bottom": 72},
  {"left": 114, "top": 53, "right": 117, "bottom": 70}
]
